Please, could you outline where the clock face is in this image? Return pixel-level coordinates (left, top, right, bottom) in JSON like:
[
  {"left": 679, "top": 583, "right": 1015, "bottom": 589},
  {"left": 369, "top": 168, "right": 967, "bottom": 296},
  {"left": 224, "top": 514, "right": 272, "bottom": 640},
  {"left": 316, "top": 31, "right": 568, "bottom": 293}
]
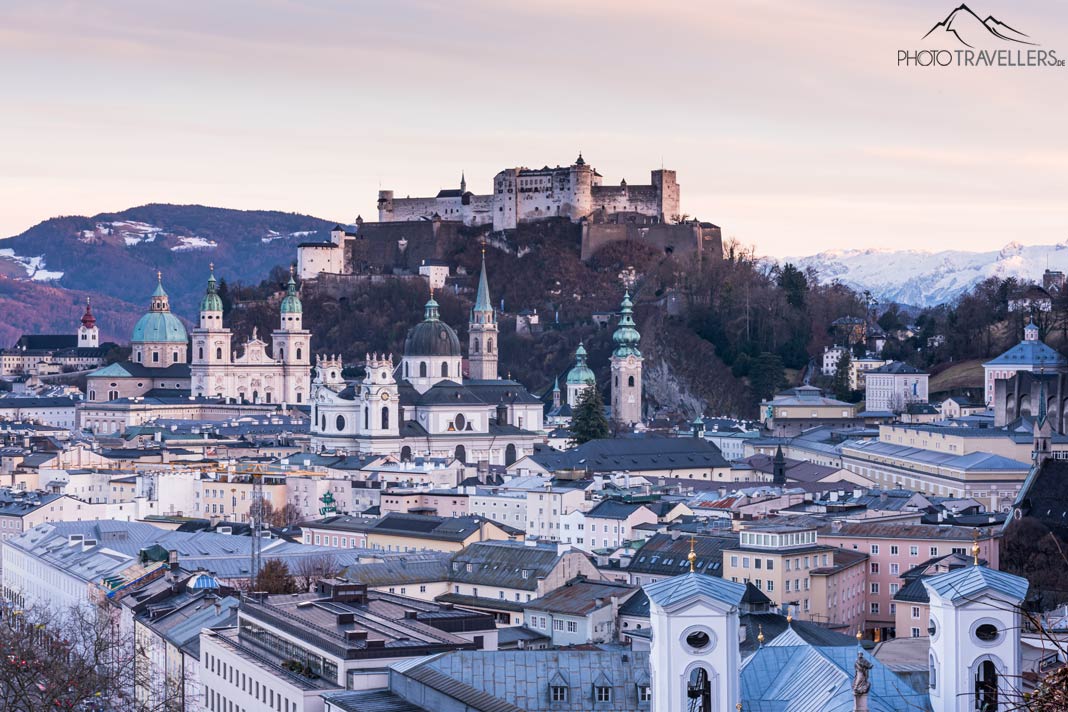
[{"left": 380, "top": 391, "right": 390, "bottom": 401}]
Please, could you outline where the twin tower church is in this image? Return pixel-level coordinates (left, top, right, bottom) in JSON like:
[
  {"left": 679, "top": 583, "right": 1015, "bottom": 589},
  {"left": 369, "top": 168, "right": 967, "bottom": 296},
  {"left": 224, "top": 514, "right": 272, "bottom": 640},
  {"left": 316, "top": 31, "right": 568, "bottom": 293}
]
[{"left": 85, "top": 256, "right": 643, "bottom": 463}]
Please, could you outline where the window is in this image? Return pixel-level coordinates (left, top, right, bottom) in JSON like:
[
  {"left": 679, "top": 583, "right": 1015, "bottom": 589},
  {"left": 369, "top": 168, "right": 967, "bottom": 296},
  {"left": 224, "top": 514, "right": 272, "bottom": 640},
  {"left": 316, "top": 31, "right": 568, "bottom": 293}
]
[
  {"left": 566, "top": 621, "right": 577, "bottom": 633},
  {"left": 930, "top": 547, "right": 938, "bottom": 556},
  {"left": 871, "top": 603, "right": 880, "bottom": 614},
  {"left": 890, "top": 545, "right": 899, "bottom": 555},
  {"left": 595, "top": 686, "right": 611, "bottom": 702},
  {"left": 910, "top": 546, "right": 919, "bottom": 556},
  {"left": 912, "top": 627, "right": 921, "bottom": 638},
  {"left": 550, "top": 686, "right": 568, "bottom": 702},
  {"left": 638, "top": 684, "right": 651, "bottom": 701},
  {"left": 890, "top": 563, "right": 899, "bottom": 575},
  {"left": 419, "top": 361, "right": 427, "bottom": 377},
  {"left": 871, "top": 583, "right": 879, "bottom": 594},
  {"left": 766, "top": 580, "right": 774, "bottom": 591},
  {"left": 335, "top": 415, "right": 345, "bottom": 431},
  {"left": 912, "top": 606, "right": 920, "bottom": 619},
  {"left": 766, "top": 559, "right": 774, "bottom": 570},
  {"left": 152, "top": 351, "right": 159, "bottom": 363},
  {"left": 381, "top": 406, "right": 389, "bottom": 429},
  {"left": 730, "top": 556, "right": 739, "bottom": 567},
  {"left": 553, "top": 620, "right": 564, "bottom": 631},
  {"left": 871, "top": 563, "right": 880, "bottom": 574},
  {"left": 871, "top": 544, "right": 879, "bottom": 554}
]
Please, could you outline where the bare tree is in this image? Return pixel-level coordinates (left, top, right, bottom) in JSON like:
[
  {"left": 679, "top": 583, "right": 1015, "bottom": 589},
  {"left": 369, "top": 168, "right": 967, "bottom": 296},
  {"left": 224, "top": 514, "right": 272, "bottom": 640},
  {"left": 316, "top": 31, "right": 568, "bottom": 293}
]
[{"left": 292, "top": 553, "right": 340, "bottom": 592}]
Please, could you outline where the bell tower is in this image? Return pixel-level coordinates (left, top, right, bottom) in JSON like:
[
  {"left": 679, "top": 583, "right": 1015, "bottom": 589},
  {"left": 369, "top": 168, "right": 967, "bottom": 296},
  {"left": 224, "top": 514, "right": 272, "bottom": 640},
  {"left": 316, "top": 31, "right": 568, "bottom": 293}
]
[
  {"left": 359, "top": 353, "right": 399, "bottom": 439},
  {"left": 78, "top": 297, "right": 99, "bottom": 349},
  {"left": 191, "top": 264, "right": 233, "bottom": 397},
  {"left": 644, "top": 545, "right": 747, "bottom": 712},
  {"left": 610, "top": 290, "right": 643, "bottom": 425},
  {"left": 923, "top": 544, "right": 1028, "bottom": 712},
  {"left": 468, "top": 246, "right": 498, "bottom": 381},
  {"left": 272, "top": 268, "right": 311, "bottom": 404}
]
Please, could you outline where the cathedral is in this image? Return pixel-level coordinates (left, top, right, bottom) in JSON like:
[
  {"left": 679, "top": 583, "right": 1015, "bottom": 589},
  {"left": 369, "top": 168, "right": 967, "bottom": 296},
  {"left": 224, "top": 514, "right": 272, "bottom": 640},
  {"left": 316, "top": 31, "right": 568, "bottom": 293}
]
[
  {"left": 308, "top": 255, "right": 544, "bottom": 465},
  {"left": 85, "top": 269, "right": 311, "bottom": 405}
]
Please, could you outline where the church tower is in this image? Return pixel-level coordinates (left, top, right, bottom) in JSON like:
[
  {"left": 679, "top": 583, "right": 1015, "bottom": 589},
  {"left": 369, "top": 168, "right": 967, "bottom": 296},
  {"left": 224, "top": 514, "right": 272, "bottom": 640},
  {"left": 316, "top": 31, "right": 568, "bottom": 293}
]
[
  {"left": 78, "top": 298, "right": 99, "bottom": 349},
  {"left": 923, "top": 546, "right": 1029, "bottom": 712},
  {"left": 610, "top": 290, "right": 643, "bottom": 425},
  {"left": 272, "top": 268, "right": 311, "bottom": 404},
  {"left": 468, "top": 249, "right": 498, "bottom": 381},
  {"left": 358, "top": 353, "right": 400, "bottom": 439},
  {"left": 191, "top": 265, "right": 232, "bottom": 397},
  {"left": 644, "top": 548, "right": 747, "bottom": 712},
  {"left": 565, "top": 344, "right": 596, "bottom": 408}
]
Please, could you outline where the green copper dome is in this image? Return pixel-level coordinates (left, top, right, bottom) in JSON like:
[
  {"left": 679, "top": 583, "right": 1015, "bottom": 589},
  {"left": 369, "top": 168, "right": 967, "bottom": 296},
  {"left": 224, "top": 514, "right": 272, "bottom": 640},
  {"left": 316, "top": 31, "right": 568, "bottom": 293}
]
[
  {"left": 565, "top": 344, "right": 596, "bottom": 386},
  {"left": 133, "top": 275, "right": 188, "bottom": 344},
  {"left": 404, "top": 296, "right": 461, "bottom": 357},
  {"left": 200, "top": 267, "right": 224, "bottom": 313},
  {"left": 280, "top": 273, "right": 302, "bottom": 314},
  {"left": 612, "top": 290, "right": 642, "bottom": 358}
]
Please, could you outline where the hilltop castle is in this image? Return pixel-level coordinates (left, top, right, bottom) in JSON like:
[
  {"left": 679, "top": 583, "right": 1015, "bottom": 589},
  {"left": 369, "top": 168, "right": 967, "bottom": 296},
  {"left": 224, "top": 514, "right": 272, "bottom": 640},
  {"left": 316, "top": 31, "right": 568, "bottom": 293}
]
[{"left": 377, "top": 154, "right": 681, "bottom": 231}]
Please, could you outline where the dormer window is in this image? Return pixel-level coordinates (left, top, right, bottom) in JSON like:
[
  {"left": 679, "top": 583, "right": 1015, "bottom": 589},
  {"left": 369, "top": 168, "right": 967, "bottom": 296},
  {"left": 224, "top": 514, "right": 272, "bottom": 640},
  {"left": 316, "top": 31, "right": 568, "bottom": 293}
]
[
  {"left": 595, "top": 686, "right": 611, "bottom": 702},
  {"left": 638, "top": 684, "right": 651, "bottom": 702},
  {"left": 550, "top": 686, "right": 568, "bottom": 702}
]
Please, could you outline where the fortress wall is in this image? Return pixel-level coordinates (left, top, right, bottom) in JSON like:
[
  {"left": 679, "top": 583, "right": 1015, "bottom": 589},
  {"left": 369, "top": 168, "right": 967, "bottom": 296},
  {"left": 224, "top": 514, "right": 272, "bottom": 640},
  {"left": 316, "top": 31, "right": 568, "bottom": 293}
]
[{"left": 581, "top": 222, "right": 722, "bottom": 262}]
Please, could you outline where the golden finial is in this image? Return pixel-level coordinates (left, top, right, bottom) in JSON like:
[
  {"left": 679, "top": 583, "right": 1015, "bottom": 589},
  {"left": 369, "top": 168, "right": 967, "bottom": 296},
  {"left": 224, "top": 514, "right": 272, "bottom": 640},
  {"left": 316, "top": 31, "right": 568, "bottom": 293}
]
[
  {"left": 757, "top": 624, "right": 764, "bottom": 646},
  {"left": 786, "top": 612, "right": 793, "bottom": 625},
  {"left": 156, "top": 269, "right": 162, "bottom": 282},
  {"left": 289, "top": 264, "right": 295, "bottom": 277},
  {"left": 688, "top": 535, "right": 697, "bottom": 573},
  {"left": 972, "top": 528, "right": 981, "bottom": 566},
  {"left": 209, "top": 262, "right": 214, "bottom": 274},
  {"left": 856, "top": 628, "right": 863, "bottom": 642}
]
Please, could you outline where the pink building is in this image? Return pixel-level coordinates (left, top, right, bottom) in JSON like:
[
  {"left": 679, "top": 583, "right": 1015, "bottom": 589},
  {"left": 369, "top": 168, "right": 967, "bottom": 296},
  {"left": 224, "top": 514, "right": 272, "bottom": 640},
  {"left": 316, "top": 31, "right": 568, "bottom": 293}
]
[{"left": 821, "top": 521, "right": 998, "bottom": 640}]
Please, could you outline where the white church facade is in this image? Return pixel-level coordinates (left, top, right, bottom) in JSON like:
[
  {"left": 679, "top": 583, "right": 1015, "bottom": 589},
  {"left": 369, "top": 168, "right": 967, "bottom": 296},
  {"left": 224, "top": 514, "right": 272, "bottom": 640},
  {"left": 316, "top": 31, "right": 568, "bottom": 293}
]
[{"left": 308, "top": 256, "right": 544, "bottom": 465}]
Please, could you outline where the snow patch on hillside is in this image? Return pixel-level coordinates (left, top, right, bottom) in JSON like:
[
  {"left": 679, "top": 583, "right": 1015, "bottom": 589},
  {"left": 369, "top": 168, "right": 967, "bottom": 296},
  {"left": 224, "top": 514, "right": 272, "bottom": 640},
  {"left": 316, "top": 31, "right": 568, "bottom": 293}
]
[
  {"left": 0, "top": 249, "right": 63, "bottom": 281},
  {"left": 78, "top": 220, "right": 168, "bottom": 246},
  {"left": 261, "top": 229, "right": 317, "bottom": 244},
  {"left": 785, "top": 241, "right": 1068, "bottom": 307},
  {"left": 171, "top": 236, "right": 218, "bottom": 252}
]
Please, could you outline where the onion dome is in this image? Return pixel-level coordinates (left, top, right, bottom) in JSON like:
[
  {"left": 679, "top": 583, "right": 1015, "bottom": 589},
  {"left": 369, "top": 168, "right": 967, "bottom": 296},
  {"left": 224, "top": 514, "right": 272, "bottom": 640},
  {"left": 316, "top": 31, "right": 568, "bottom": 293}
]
[
  {"left": 80, "top": 297, "right": 96, "bottom": 329},
  {"left": 404, "top": 296, "right": 462, "bottom": 357},
  {"left": 612, "top": 290, "right": 642, "bottom": 358},
  {"left": 200, "top": 264, "right": 224, "bottom": 313},
  {"left": 186, "top": 571, "right": 220, "bottom": 591},
  {"left": 566, "top": 344, "right": 596, "bottom": 386},
  {"left": 575, "top": 152, "right": 586, "bottom": 166},
  {"left": 132, "top": 273, "right": 188, "bottom": 344},
  {"left": 280, "top": 269, "right": 302, "bottom": 314}
]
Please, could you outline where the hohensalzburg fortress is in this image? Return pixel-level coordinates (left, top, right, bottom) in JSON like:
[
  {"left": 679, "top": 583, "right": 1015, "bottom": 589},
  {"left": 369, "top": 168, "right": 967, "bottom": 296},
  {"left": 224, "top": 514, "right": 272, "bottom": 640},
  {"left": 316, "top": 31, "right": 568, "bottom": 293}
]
[{"left": 377, "top": 154, "right": 680, "bottom": 231}]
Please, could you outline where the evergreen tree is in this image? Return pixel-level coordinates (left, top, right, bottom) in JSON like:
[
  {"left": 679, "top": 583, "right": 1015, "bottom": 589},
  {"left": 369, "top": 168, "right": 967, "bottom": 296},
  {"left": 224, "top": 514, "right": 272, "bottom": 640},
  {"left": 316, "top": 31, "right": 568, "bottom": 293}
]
[
  {"left": 253, "top": 558, "right": 299, "bottom": 594},
  {"left": 749, "top": 352, "right": 785, "bottom": 402},
  {"left": 571, "top": 387, "right": 610, "bottom": 445},
  {"left": 833, "top": 351, "right": 852, "bottom": 401}
]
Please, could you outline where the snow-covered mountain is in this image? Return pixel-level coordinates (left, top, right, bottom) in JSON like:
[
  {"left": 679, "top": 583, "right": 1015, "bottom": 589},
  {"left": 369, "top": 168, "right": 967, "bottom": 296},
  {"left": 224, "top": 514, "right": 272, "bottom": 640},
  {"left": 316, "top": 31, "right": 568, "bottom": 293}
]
[{"left": 785, "top": 241, "right": 1068, "bottom": 307}]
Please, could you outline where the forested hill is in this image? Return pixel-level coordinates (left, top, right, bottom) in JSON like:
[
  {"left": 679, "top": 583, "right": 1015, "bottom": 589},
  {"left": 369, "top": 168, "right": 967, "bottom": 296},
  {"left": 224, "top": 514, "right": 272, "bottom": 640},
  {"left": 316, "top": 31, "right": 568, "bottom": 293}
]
[{"left": 0, "top": 204, "right": 335, "bottom": 343}]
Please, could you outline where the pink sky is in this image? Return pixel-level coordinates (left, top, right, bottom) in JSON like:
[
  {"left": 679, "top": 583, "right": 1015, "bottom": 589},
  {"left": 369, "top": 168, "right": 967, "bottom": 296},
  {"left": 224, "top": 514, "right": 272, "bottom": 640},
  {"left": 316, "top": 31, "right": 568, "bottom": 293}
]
[{"left": 1, "top": 0, "right": 1066, "bottom": 256}]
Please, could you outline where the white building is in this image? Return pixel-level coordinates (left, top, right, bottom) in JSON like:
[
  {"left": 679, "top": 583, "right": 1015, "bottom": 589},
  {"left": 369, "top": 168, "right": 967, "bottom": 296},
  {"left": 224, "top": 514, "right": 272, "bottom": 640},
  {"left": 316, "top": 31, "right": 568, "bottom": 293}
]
[
  {"left": 982, "top": 320, "right": 1068, "bottom": 406},
  {"left": 822, "top": 345, "right": 847, "bottom": 377},
  {"left": 864, "top": 361, "right": 929, "bottom": 413}
]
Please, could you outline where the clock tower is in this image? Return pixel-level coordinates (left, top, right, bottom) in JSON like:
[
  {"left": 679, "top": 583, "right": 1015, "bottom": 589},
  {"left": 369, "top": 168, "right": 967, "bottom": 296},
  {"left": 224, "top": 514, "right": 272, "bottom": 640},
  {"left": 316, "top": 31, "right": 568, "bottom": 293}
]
[
  {"left": 359, "top": 353, "right": 399, "bottom": 438},
  {"left": 610, "top": 290, "right": 643, "bottom": 425}
]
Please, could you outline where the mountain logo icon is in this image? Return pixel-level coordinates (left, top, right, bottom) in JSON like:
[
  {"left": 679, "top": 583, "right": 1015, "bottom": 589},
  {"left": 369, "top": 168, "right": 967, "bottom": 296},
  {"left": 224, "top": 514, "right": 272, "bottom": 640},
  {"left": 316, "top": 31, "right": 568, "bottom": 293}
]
[{"left": 922, "top": 4, "right": 1037, "bottom": 48}]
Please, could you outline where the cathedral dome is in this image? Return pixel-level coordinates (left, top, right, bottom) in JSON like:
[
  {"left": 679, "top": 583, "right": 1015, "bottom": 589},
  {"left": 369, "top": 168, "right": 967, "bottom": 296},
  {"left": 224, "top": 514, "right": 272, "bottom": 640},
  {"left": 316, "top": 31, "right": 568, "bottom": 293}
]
[
  {"left": 566, "top": 344, "right": 596, "bottom": 386},
  {"left": 132, "top": 274, "right": 188, "bottom": 344},
  {"left": 132, "top": 312, "right": 188, "bottom": 344},
  {"left": 404, "top": 297, "right": 461, "bottom": 357}
]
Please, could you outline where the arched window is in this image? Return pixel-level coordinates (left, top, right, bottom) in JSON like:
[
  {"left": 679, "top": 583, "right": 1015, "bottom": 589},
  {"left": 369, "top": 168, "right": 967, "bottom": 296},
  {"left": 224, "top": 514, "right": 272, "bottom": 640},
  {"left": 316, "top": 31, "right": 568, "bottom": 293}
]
[
  {"left": 487, "top": 337, "right": 494, "bottom": 353},
  {"left": 198, "top": 347, "right": 204, "bottom": 360},
  {"left": 364, "top": 407, "right": 369, "bottom": 429},
  {"left": 252, "top": 390, "right": 258, "bottom": 403},
  {"left": 404, "top": 362, "right": 409, "bottom": 378},
  {"left": 296, "top": 347, "right": 302, "bottom": 360},
  {"left": 401, "top": 446, "right": 412, "bottom": 461},
  {"left": 441, "top": 362, "right": 449, "bottom": 377},
  {"left": 473, "top": 340, "right": 480, "bottom": 353},
  {"left": 454, "top": 445, "right": 466, "bottom": 464},
  {"left": 505, "top": 443, "right": 517, "bottom": 466},
  {"left": 628, "top": 375, "right": 635, "bottom": 387},
  {"left": 279, "top": 347, "right": 284, "bottom": 361},
  {"left": 381, "top": 406, "right": 389, "bottom": 430},
  {"left": 88, "top": 390, "right": 96, "bottom": 401},
  {"left": 265, "top": 392, "right": 271, "bottom": 404},
  {"left": 216, "top": 347, "right": 222, "bottom": 360},
  {"left": 321, "top": 415, "right": 326, "bottom": 431},
  {"left": 419, "top": 362, "right": 427, "bottom": 378},
  {"left": 136, "top": 352, "right": 142, "bottom": 363},
  {"left": 929, "top": 654, "right": 937, "bottom": 690},
  {"left": 976, "top": 660, "right": 998, "bottom": 712},
  {"left": 687, "top": 667, "right": 712, "bottom": 712},
  {"left": 335, "top": 415, "right": 346, "bottom": 432}
]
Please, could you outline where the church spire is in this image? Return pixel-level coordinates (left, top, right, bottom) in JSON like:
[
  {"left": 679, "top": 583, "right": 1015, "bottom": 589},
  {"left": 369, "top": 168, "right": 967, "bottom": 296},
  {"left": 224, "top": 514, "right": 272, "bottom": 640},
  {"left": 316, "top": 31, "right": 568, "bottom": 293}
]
[
  {"left": 472, "top": 248, "right": 495, "bottom": 323},
  {"left": 612, "top": 290, "right": 641, "bottom": 358},
  {"left": 468, "top": 244, "right": 498, "bottom": 380},
  {"left": 460, "top": 171, "right": 467, "bottom": 193}
]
